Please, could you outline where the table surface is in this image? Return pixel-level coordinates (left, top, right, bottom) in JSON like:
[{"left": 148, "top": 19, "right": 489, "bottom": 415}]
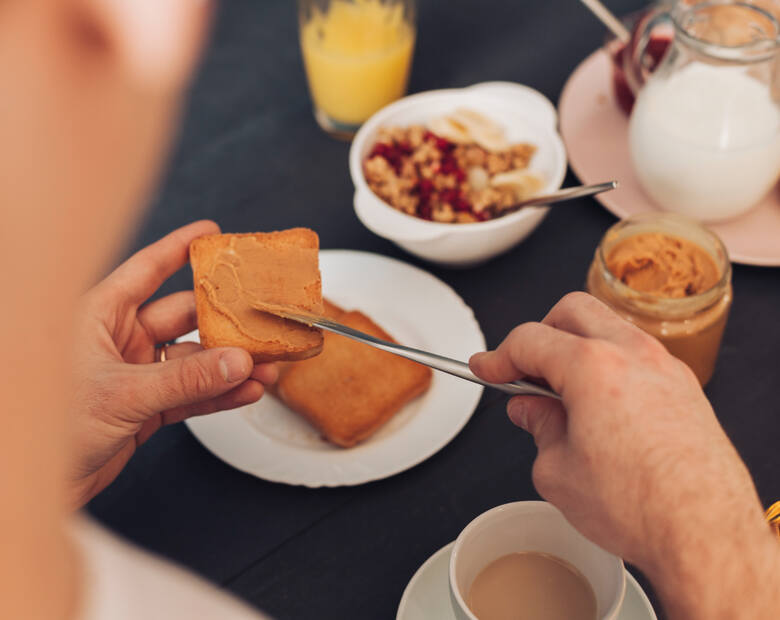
[{"left": 87, "top": 1, "right": 780, "bottom": 618}]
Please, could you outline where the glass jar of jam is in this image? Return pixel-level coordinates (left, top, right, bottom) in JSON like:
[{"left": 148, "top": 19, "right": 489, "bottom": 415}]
[{"left": 586, "top": 213, "right": 732, "bottom": 386}]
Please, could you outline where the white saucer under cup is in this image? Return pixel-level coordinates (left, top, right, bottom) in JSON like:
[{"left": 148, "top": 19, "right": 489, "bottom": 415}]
[{"left": 396, "top": 542, "right": 657, "bottom": 620}]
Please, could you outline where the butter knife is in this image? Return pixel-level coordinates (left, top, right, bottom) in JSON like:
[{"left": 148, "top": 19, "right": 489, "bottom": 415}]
[{"left": 257, "top": 304, "right": 560, "bottom": 400}]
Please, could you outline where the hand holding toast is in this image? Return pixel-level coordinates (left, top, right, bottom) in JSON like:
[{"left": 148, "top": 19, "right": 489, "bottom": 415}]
[{"left": 68, "top": 221, "right": 277, "bottom": 507}]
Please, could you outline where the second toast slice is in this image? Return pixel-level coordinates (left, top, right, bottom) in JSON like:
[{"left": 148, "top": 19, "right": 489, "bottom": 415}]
[{"left": 276, "top": 310, "right": 432, "bottom": 447}]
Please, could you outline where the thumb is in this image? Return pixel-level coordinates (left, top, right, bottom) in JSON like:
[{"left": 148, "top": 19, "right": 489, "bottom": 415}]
[
  {"left": 133, "top": 347, "right": 253, "bottom": 414},
  {"left": 507, "top": 396, "right": 567, "bottom": 448}
]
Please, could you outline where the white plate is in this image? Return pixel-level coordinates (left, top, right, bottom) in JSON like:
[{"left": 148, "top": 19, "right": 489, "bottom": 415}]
[
  {"left": 397, "top": 542, "right": 657, "bottom": 620},
  {"left": 182, "top": 250, "right": 485, "bottom": 487}
]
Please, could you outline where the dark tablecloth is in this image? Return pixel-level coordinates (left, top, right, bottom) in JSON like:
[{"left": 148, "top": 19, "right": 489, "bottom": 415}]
[{"left": 88, "top": 1, "right": 780, "bottom": 618}]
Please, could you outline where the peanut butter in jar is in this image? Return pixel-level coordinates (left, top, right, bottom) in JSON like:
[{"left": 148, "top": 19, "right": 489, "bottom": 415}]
[{"left": 587, "top": 214, "right": 732, "bottom": 386}]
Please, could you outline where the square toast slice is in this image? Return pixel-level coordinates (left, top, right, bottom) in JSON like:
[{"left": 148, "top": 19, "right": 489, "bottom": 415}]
[
  {"left": 190, "top": 229, "right": 324, "bottom": 363},
  {"left": 276, "top": 310, "right": 432, "bottom": 447}
]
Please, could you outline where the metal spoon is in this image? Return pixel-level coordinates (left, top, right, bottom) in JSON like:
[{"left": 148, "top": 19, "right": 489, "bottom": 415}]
[{"left": 499, "top": 180, "right": 618, "bottom": 214}]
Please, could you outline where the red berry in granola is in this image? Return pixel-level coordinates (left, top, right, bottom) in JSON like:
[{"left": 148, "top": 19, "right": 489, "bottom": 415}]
[{"left": 363, "top": 122, "right": 537, "bottom": 224}]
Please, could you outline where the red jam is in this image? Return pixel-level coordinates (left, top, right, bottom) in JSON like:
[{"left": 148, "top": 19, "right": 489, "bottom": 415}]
[{"left": 611, "top": 33, "right": 672, "bottom": 115}]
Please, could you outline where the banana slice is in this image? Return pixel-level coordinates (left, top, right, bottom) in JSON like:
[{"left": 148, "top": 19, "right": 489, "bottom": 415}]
[
  {"left": 427, "top": 115, "right": 472, "bottom": 144},
  {"left": 491, "top": 170, "right": 545, "bottom": 200},
  {"left": 448, "top": 109, "right": 509, "bottom": 152},
  {"left": 427, "top": 108, "right": 510, "bottom": 151}
]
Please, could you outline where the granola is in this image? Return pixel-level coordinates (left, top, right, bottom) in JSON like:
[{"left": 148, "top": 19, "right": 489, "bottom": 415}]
[{"left": 364, "top": 111, "right": 542, "bottom": 223}]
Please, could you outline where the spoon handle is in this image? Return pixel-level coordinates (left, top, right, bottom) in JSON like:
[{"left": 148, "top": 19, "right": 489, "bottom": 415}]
[{"left": 508, "top": 180, "right": 618, "bottom": 211}]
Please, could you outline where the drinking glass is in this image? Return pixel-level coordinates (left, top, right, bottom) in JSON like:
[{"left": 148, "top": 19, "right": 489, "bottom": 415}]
[{"left": 298, "top": 0, "right": 416, "bottom": 139}]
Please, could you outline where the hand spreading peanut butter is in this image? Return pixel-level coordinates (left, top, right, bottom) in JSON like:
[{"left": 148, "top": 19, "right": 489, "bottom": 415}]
[{"left": 605, "top": 233, "right": 720, "bottom": 298}]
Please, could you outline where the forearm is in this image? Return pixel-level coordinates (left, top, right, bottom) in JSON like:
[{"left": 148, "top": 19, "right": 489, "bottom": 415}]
[
  {"left": 647, "top": 525, "right": 779, "bottom": 619},
  {"left": 637, "top": 482, "right": 780, "bottom": 619}
]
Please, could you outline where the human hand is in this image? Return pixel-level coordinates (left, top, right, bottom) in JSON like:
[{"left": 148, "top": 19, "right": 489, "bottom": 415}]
[
  {"left": 469, "top": 292, "right": 770, "bottom": 575},
  {"left": 68, "top": 221, "right": 277, "bottom": 507}
]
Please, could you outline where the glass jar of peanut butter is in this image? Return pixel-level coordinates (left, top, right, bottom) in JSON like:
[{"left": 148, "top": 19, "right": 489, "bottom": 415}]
[{"left": 586, "top": 213, "right": 732, "bottom": 386}]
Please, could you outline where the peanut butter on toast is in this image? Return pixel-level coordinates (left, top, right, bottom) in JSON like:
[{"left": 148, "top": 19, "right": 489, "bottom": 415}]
[{"left": 190, "top": 229, "right": 324, "bottom": 363}]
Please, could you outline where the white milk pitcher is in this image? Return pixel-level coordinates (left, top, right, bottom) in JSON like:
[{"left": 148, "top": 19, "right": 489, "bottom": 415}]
[{"left": 627, "top": 0, "right": 780, "bottom": 222}]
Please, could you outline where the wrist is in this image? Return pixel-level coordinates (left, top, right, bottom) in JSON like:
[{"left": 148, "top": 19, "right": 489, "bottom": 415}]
[
  {"left": 624, "top": 438, "right": 768, "bottom": 583},
  {"left": 638, "top": 503, "right": 778, "bottom": 619}
]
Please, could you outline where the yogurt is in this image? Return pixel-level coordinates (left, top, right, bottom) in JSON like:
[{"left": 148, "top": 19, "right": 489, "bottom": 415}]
[{"left": 629, "top": 62, "right": 780, "bottom": 221}]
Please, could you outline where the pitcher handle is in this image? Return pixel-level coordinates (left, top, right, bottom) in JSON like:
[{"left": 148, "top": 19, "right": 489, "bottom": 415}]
[{"left": 625, "top": 8, "right": 672, "bottom": 96}]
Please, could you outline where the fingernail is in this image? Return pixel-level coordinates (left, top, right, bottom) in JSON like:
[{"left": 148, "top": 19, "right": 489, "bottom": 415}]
[
  {"left": 507, "top": 399, "right": 529, "bottom": 430},
  {"left": 219, "top": 350, "right": 249, "bottom": 383}
]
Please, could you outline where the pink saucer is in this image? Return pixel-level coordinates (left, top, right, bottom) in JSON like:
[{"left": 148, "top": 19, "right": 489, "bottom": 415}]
[{"left": 559, "top": 49, "right": 780, "bottom": 267}]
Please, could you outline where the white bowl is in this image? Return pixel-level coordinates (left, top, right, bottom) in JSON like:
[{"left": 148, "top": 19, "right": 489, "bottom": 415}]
[
  {"left": 349, "top": 82, "right": 567, "bottom": 267},
  {"left": 449, "top": 501, "right": 626, "bottom": 620}
]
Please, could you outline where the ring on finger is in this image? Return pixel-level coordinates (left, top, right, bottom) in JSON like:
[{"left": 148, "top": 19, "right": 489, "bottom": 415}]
[{"left": 156, "top": 344, "right": 170, "bottom": 363}]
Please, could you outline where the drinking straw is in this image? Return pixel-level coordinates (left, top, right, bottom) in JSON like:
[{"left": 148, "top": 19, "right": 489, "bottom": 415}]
[{"left": 579, "top": 0, "right": 631, "bottom": 43}]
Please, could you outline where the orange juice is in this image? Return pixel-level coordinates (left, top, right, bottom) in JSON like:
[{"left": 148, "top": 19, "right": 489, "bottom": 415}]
[{"left": 300, "top": 0, "right": 415, "bottom": 127}]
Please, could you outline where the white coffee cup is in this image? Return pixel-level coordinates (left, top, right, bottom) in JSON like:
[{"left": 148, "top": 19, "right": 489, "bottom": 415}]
[{"left": 449, "top": 501, "right": 626, "bottom": 620}]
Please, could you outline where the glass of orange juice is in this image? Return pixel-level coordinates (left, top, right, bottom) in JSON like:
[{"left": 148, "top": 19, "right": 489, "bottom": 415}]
[{"left": 298, "top": 0, "right": 416, "bottom": 139}]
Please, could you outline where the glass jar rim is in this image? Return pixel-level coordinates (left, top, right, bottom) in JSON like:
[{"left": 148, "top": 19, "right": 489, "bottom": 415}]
[
  {"left": 672, "top": 1, "right": 780, "bottom": 63},
  {"left": 595, "top": 213, "right": 732, "bottom": 317}
]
